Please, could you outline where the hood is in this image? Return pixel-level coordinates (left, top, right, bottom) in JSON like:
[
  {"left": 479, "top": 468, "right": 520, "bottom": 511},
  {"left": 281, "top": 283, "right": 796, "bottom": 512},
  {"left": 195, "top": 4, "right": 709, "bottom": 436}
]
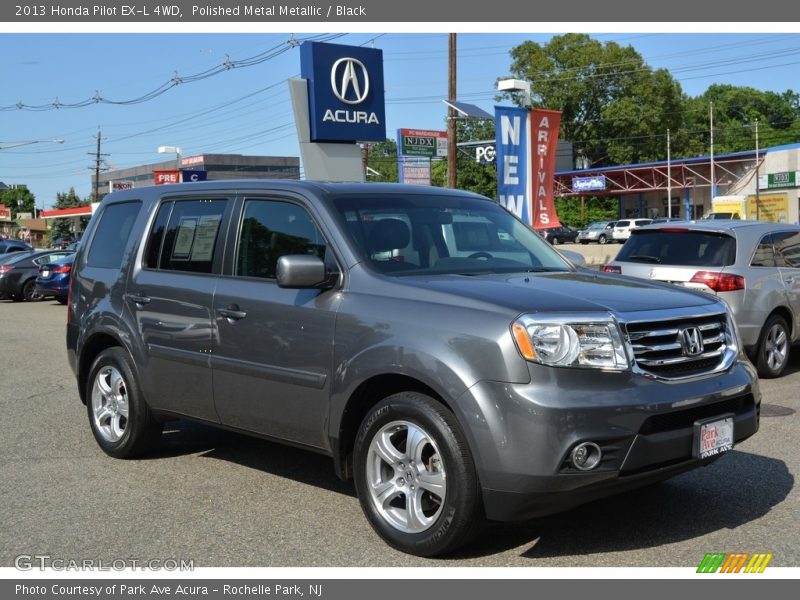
[{"left": 397, "top": 270, "right": 720, "bottom": 316}]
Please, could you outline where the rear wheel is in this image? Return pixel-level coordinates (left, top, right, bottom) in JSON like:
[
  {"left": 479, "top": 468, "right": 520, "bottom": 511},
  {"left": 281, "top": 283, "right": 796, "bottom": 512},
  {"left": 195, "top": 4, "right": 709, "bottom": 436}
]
[
  {"left": 86, "top": 347, "right": 163, "bottom": 458},
  {"left": 551, "top": 237, "right": 560, "bottom": 245},
  {"left": 754, "top": 315, "right": 790, "bottom": 378},
  {"left": 353, "top": 392, "right": 481, "bottom": 557},
  {"left": 23, "top": 279, "right": 42, "bottom": 302}
]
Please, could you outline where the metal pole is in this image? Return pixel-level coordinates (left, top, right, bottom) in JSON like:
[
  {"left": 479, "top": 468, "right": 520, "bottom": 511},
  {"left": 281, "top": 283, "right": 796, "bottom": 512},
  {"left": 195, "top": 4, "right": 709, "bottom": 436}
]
[
  {"left": 709, "top": 102, "right": 715, "bottom": 200},
  {"left": 755, "top": 119, "right": 760, "bottom": 220},
  {"left": 667, "top": 128, "right": 672, "bottom": 218},
  {"left": 447, "top": 33, "right": 457, "bottom": 188},
  {"left": 93, "top": 130, "right": 101, "bottom": 202}
]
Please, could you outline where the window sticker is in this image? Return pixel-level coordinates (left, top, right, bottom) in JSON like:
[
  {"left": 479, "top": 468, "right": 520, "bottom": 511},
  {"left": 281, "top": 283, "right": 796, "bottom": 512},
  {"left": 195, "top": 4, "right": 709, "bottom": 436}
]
[
  {"left": 190, "top": 214, "right": 222, "bottom": 261},
  {"left": 172, "top": 217, "right": 198, "bottom": 260}
]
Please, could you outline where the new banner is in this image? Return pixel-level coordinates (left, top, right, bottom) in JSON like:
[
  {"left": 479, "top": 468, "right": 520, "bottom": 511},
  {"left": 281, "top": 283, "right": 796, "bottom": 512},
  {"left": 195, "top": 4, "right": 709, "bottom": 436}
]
[
  {"left": 495, "top": 106, "right": 531, "bottom": 225},
  {"left": 531, "top": 108, "right": 562, "bottom": 228}
]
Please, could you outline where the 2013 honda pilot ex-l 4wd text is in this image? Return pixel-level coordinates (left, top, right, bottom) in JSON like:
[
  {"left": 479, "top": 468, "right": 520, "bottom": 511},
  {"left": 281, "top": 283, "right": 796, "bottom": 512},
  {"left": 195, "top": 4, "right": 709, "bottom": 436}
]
[{"left": 67, "top": 181, "right": 760, "bottom": 557}]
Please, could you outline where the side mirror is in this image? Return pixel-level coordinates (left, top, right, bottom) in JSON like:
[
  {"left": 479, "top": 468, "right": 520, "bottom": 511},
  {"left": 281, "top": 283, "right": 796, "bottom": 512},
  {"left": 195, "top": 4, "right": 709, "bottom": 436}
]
[
  {"left": 276, "top": 255, "right": 337, "bottom": 289},
  {"left": 559, "top": 249, "right": 587, "bottom": 267}
]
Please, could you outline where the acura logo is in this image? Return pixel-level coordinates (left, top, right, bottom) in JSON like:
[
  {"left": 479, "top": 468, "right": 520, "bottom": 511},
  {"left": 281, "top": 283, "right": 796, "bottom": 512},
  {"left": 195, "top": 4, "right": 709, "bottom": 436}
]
[
  {"left": 331, "top": 57, "right": 370, "bottom": 104},
  {"left": 680, "top": 326, "right": 704, "bottom": 357}
]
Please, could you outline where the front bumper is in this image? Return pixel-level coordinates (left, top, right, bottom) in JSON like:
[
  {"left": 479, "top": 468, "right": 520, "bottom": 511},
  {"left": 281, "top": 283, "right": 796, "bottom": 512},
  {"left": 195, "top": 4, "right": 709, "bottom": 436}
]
[{"left": 455, "top": 359, "right": 760, "bottom": 521}]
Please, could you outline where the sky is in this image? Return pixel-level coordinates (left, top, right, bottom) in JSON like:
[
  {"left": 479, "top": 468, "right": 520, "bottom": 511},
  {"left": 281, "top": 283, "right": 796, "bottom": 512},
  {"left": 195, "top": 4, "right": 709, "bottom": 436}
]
[{"left": 2, "top": 30, "right": 800, "bottom": 209}]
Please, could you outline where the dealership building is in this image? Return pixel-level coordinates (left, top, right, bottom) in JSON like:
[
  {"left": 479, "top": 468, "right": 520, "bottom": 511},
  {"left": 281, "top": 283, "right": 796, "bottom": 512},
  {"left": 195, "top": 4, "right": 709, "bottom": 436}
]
[
  {"left": 92, "top": 153, "right": 301, "bottom": 194},
  {"left": 553, "top": 143, "right": 800, "bottom": 223}
]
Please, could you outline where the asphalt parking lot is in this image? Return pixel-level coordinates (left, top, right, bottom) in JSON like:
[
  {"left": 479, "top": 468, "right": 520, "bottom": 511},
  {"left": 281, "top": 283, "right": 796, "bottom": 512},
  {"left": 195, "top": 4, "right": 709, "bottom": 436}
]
[{"left": 0, "top": 298, "right": 797, "bottom": 568}]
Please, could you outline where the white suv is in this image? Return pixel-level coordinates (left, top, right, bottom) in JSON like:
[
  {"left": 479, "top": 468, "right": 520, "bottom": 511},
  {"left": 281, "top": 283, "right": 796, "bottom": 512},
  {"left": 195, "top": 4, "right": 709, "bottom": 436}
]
[{"left": 612, "top": 219, "right": 652, "bottom": 243}]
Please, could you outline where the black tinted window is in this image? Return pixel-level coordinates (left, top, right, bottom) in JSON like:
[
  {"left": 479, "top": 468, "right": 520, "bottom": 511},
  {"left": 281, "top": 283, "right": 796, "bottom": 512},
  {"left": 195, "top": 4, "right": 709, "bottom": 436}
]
[
  {"left": 774, "top": 231, "right": 800, "bottom": 268},
  {"left": 144, "top": 202, "right": 172, "bottom": 269},
  {"left": 235, "top": 199, "right": 326, "bottom": 279},
  {"left": 751, "top": 235, "right": 776, "bottom": 268},
  {"left": 617, "top": 231, "right": 736, "bottom": 267},
  {"left": 86, "top": 202, "right": 141, "bottom": 269},
  {"left": 157, "top": 199, "right": 227, "bottom": 273}
]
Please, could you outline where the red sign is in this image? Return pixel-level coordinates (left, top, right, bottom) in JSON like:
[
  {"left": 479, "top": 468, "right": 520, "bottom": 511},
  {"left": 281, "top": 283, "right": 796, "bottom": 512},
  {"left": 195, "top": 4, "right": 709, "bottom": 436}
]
[
  {"left": 154, "top": 170, "right": 181, "bottom": 185},
  {"left": 0, "top": 206, "right": 10, "bottom": 220},
  {"left": 530, "top": 108, "right": 562, "bottom": 229}
]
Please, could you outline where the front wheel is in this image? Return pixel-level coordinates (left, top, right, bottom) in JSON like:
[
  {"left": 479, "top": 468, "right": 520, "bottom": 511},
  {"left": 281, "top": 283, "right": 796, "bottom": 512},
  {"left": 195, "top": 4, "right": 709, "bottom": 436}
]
[
  {"left": 353, "top": 392, "right": 481, "bottom": 557},
  {"left": 86, "top": 347, "right": 163, "bottom": 458},
  {"left": 551, "top": 237, "right": 560, "bottom": 245},
  {"left": 754, "top": 315, "right": 791, "bottom": 378},
  {"left": 598, "top": 235, "right": 608, "bottom": 244}
]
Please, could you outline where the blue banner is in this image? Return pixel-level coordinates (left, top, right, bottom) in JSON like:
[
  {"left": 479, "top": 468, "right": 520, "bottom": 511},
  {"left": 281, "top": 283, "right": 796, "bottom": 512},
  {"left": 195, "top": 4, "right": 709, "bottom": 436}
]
[
  {"left": 495, "top": 106, "right": 530, "bottom": 225},
  {"left": 181, "top": 169, "right": 208, "bottom": 182},
  {"left": 300, "top": 41, "right": 386, "bottom": 143},
  {"left": 572, "top": 174, "right": 606, "bottom": 192}
]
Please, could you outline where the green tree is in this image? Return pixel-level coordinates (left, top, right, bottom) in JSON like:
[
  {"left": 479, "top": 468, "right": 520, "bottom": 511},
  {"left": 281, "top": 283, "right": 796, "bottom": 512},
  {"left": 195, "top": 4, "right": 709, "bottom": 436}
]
[
  {"left": 555, "top": 196, "right": 619, "bottom": 228},
  {"left": 681, "top": 84, "right": 798, "bottom": 156},
  {"left": 0, "top": 185, "right": 36, "bottom": 219},
  {"left": 49, "top": 188, "right": 90, "bottom": 244},
  {"left": 504, "top": 33, "right": 684, "bottom": 167},
  {"left": 364, "top": 139, "right": 399, "bottom": 182}
]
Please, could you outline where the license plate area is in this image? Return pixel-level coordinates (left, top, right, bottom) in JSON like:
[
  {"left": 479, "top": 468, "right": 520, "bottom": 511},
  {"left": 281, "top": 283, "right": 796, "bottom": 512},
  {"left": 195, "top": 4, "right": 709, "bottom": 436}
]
[{"left": 693, "top": 414, "right": 734, "bottom": 459}]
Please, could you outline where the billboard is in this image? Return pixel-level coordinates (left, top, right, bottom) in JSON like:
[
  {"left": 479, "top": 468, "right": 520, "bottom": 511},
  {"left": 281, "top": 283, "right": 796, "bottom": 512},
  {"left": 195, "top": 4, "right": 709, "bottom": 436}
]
[
  {"left": 181, "top": 169, "right": 208, "bottom": 182},
  {"left": 154, "top": 170, "right": 181, "bottom": 185},
  {"left": 399, "top": 129, "right": 447, "bottom": 157},
  {"left": 300, "top": 41, "right": 386, "bottom": 143},
  {"left": 110, "top": 181, "right": 134, "bottom": 192},
  {"left": 572, "top": 175, "right": 606, "bottom": 192}
]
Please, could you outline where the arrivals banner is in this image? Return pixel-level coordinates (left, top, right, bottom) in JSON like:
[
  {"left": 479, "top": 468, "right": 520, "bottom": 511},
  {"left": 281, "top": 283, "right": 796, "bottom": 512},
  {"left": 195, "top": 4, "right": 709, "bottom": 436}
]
[
  {"left": 495, "top": 106, "right": 531, "bottom": 225},
  {"left": 530, "top": 108, "right": 562, "bottom": 228}
]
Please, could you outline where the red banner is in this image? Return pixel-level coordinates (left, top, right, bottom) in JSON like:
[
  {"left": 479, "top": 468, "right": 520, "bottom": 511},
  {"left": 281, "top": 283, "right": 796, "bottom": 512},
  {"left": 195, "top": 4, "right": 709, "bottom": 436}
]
[
  {"left": 153, "top": 170, "right": 180, "bottom": 185},
  {"left": 530, "top": 108, "right": 562, "bottom": 229}
]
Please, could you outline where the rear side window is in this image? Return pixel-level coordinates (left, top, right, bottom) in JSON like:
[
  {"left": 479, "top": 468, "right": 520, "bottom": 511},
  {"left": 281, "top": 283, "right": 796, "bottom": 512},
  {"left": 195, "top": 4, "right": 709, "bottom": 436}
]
[
  {"left": 152, "top": 199, "right": 227, "bottom": 273},
  {"left": 751, "top": 235, "right": 776, "bottom": 268},
  {"left": 86, "top": 201, "right": 142, "bottom": 269},
  {"left": 617, "top": 231, "right": 736, "bottom": 267},
  {"left": 774, "top": 231, "right": 800, "bottom": 268}
]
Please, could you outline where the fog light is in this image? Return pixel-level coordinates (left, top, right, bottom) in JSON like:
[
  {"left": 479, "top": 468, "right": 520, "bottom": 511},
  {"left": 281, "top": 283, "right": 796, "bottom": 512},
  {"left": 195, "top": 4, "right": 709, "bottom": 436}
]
[{"left": 571, "top": 442, "right": 602, "bottom": 471}]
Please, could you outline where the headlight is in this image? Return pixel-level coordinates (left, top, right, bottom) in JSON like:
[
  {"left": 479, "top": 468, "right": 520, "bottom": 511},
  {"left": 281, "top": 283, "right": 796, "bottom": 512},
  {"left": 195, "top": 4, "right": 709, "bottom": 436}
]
[{"left": 512, "top": 313, "right": 629, "bottom": 370}]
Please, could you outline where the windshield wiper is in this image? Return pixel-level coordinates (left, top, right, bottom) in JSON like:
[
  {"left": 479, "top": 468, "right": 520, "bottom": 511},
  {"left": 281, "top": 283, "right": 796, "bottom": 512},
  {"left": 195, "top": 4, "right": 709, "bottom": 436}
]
[{"left": 627, "top": 255, "right": 662, "bottom": 264}]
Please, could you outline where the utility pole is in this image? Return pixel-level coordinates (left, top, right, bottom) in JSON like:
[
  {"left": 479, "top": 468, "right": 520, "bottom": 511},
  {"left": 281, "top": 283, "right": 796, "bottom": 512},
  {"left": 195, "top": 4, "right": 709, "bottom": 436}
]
[
  {"left": 709, "top": 102, "right": 715, "bottom": 200},
  {"left": 755, "top": 118, "right": 760, "bottom": 220},
  {"left": 88, "top": 130, "right": 109, "bottom": 202},
  {"left": 667, "top": 128, "right": 672, "bottom": 218},
  {"left": 447, "top": 33, "right": 457, "bottom": 188}
]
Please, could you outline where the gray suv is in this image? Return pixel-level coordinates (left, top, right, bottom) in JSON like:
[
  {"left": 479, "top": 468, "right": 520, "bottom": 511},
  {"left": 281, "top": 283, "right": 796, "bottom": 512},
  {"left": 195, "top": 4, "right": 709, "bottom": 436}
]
[{"left": 67, "top": 181, "right": 760, "bottom": 557}]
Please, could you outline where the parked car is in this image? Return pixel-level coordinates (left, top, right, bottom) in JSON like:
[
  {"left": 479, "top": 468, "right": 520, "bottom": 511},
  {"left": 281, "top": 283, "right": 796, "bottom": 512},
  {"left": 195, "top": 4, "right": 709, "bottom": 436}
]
[
  {"left": 68, "top": 181, "right": 759, "bottom": 556},
  {"left": 35, "top": 253, "right": 75, "bottom": 304},
  {"left": 612, "top": 218, "right": 653, "bottom": 243},
  {"left": 0, "top": 250, "right": 73, "bottom": 301},
  {"left": 537, "top": 225, "right": 578, "bottom": 245},
  {"left": 603, "top": 220, "right": 800, "bottom": 378},
  {"left": 650, "top": 217, "right": 685, "bottom": 224},
  {"left": 576, "top": 220, "right": 616, "bottom": 245},
  {"left": 0, "top": 239, "right": 33, "bottom": 254}
]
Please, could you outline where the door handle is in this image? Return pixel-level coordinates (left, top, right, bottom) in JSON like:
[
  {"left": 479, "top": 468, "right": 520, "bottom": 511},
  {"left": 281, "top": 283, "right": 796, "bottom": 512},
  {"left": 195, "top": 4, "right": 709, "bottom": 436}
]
[
  {"left": 125, "top": 293, "right": 151, "bottom": 306},
  {"left": 217, "top": 306, "right": 247, "bottom": 321}
]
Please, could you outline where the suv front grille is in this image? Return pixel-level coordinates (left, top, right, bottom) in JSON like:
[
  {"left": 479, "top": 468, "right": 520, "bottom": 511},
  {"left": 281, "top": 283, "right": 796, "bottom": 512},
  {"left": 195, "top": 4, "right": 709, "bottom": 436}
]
[{"left": 625, "top": 313, "right": 729, "bottom": 378}]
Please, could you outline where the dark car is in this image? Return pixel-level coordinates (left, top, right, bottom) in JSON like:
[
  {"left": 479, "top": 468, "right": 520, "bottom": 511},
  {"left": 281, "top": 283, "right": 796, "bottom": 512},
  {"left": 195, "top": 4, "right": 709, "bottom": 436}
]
[
  {"left": 68, "top": 180, "right": 759, "bottom": 557},
  {"left": 538, "top": 225, "right": 578, "bottom": 245},
  {"left": 0, "top": 239, "right": 33, "bottom": 254},
  {"left": 0, "top": 250, "right": 73, "bottom": 301},
  {"left": 35, "top": 253, "right": 75, "bottom": 304}
]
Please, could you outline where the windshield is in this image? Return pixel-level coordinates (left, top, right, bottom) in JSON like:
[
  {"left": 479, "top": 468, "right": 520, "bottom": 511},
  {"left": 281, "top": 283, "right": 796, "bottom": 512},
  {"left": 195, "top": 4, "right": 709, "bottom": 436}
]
[{"left": 331, "top": 194, "right": 572, "bottom": 275}]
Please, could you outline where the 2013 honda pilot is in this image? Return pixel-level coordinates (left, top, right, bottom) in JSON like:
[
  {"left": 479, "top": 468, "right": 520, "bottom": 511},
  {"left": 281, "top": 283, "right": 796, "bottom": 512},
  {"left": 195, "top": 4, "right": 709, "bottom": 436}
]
[{"left": 67, "top": 181, "right": 760, "bottom": 557}]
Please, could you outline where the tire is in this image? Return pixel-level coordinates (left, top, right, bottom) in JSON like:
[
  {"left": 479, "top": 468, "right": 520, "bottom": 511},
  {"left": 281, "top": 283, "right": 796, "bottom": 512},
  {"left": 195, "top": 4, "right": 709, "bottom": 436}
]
[
  {"left": 23, "top": 279, "right": 42, "bottom": 302},
  {"left": 353, "top": 392, "right": 481, "bottom": 557},
  {"left": 86, "top": 347, "right": 163, "bottom": 458},
  {"left": 580, "top": 240, "right": 589, "bottom": 245},
  {"left": 56, "top": 295, "right": 68, "bottom": 305},
  {"left": 754, "top": 315, "right": 791, "bottom": 378},
  {"left": 598, "top": 235, "right": 608, "bottom": 245},
  {"left": 552, "top": 237, "right": 560, "bottom": 245}
]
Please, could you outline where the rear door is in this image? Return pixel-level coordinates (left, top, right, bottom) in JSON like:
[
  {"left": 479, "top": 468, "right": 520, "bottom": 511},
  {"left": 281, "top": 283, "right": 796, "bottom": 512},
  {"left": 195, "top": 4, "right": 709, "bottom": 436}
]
[
  {"left": 210, "top": 196, "right": 341, "bottom": 449},
  {"left": 127, "top": 196, "right": 231, "bottom": 422},
  {"left": 773, "top": 230, "right": 800, "bottom": 338}
]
